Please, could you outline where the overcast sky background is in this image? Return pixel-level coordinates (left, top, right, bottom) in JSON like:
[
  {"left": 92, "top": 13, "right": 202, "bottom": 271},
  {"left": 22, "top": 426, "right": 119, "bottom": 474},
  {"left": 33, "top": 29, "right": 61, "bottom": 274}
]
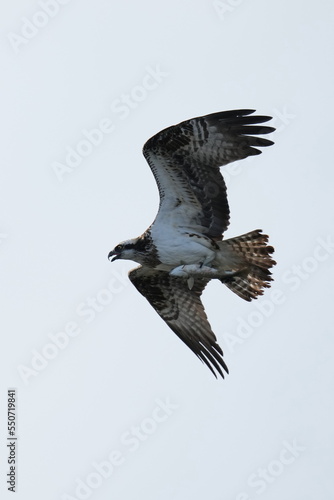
[{"left": 1, "top": 1, "right": 333, "bottom": 499}]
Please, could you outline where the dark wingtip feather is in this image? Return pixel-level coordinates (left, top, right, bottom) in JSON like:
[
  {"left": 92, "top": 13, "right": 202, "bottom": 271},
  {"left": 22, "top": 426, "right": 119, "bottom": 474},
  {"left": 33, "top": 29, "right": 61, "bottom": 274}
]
[
  {"left": 196, "top": 342, "right": 229, "bottom": 379},
  {"left": 197, "top": 352, "right": 225, "bottom": 379},
  {"left": 203, "top": 109, "right": 256, "bottom": 123},
  {"left": 250, "top": 115, "right": 273, "bottom": 123},
  {"left": 231, "top": 109, "right": 256, "bottom": 116},
  {"left": 249, "top": 137, "right": 275, "bottom": 147},
  {"left": 247, "top": 148, "right": 263, "bottom": 156},
  {"left": 238, "top": 125, "right": 276, "bottom": 135}
]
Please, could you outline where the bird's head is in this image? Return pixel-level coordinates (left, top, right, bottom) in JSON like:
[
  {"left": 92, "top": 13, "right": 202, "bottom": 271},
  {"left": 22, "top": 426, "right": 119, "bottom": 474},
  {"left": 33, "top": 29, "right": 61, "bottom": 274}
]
[{"left": 108, "top": 238, "right": 141, "bottom": 263}]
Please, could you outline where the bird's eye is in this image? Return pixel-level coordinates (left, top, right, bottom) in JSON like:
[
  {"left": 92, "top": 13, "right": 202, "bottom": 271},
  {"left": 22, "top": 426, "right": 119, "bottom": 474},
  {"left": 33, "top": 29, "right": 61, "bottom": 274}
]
[{"left": 115, "top": 244, "right": 123, "bottom": 252}]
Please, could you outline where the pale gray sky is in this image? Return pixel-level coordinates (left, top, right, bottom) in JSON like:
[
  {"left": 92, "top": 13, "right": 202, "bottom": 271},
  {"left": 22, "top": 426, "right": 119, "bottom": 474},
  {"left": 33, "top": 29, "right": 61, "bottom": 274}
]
[{"left": 1, "top": 1, "right": 333, "bottom": 499}]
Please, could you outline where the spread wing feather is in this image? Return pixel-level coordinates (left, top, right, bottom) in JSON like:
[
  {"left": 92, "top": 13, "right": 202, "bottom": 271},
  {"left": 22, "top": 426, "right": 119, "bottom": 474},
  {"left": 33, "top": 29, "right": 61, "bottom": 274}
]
[
  {"left": 143, "top": 109, "right": 274, "bottom": 239},
  {"left": 129, "top": 266, "right": 228, "bottom": 378}
]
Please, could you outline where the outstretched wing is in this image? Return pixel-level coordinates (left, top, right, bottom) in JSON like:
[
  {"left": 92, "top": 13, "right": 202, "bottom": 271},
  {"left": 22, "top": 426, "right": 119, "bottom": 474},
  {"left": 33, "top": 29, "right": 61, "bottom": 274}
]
[
  {"left": 129, "top": 266, "right": 228, "bottom": 378},
  {"left": 143, "top": 109, "right": 274, "bottom": 239}
]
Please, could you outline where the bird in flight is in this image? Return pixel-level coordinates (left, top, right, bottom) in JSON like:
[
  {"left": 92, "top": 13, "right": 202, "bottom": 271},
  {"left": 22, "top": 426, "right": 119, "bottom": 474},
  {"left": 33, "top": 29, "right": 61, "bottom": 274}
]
[{"left": 108, "top": 109, "right": 276, "bottom": 378}]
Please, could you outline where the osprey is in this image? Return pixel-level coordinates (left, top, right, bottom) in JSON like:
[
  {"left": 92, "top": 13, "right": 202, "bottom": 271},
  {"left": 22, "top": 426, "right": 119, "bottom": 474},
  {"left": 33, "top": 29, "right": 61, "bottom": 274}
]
[{"left": 108, "top": 109, "right": 276, "bottom": 378}]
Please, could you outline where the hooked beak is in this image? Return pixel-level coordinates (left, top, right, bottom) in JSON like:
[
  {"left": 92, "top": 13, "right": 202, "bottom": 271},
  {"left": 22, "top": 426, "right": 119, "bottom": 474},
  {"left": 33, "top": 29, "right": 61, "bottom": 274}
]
[{"left": 108, "top": 250, "right": 120, "bottom": 262}]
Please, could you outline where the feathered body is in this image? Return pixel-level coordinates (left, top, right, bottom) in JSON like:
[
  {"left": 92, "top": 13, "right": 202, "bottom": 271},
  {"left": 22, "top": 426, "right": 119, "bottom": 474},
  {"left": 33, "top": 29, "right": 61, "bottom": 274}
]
[{"left": 108, "top": 109, "right": 276, "bottom": 378}]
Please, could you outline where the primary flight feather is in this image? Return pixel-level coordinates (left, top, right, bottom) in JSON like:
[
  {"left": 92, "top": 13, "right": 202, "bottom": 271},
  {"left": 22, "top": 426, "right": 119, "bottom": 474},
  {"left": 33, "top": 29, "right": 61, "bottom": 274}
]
[{"left": 108, "top": 109, "right": 276, "bottom": 378}]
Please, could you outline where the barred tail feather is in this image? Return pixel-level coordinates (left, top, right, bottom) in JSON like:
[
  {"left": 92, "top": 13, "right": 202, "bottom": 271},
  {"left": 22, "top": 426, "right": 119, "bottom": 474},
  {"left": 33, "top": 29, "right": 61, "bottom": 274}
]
[{"left": 221, "top": 230, "right": 276, "bottom": 301}]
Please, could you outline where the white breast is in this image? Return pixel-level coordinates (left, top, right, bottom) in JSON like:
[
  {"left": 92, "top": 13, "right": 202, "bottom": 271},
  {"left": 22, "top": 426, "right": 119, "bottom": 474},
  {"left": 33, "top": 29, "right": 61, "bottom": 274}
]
[{"left": 150, "top": 223, "right": 216, "bottom": 266}]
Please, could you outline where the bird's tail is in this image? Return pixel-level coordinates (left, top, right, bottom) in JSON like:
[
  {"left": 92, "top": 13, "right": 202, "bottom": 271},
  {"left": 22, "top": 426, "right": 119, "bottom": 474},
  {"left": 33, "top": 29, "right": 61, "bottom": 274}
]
[{"left": 219, "top": 230, "right": 276, "bottom": 301}]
